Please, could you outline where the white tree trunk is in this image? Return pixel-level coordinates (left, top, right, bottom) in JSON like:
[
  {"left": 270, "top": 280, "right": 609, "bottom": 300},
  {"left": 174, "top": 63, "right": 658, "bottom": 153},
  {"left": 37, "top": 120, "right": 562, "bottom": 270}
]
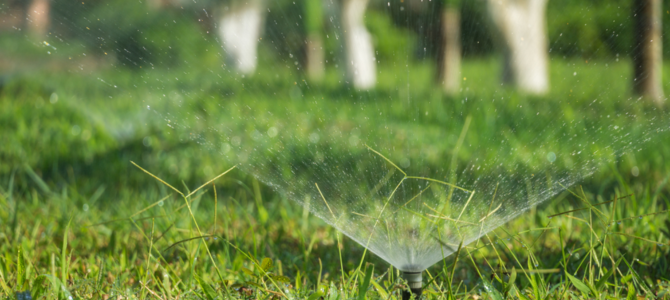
[
  {"left": 342, "top": 0, "right": 376, "bottom": 89},
  {"left": 438, "top": 7, "right": 461, "bottom": 94},
  {"left": 632, "top": 0, "right": 664, "bottom": 104},
  {"left": 487, "top": 0, "right": 548, "bottom": 94},
  {"left": 27, "top": 0, "right": 50, "bottom": 37},
  {"left": 306, "top": 34, "right": 325, "bottom": 81},
  {"left": 218, "top": 2, "right": 263, "bottom": 75}
]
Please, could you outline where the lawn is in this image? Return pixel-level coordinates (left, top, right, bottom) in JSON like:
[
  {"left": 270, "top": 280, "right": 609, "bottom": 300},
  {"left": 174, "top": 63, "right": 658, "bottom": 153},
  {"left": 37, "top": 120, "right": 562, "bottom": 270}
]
[{"left": 1, "top": 55, "right": 670, "bottom": 299}]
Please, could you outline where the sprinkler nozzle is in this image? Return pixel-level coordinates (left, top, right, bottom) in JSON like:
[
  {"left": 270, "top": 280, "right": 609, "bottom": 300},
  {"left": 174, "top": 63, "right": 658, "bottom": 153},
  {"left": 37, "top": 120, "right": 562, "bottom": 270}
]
[{"left": 401, "top": 271, "right": 422, "bottom": 300}]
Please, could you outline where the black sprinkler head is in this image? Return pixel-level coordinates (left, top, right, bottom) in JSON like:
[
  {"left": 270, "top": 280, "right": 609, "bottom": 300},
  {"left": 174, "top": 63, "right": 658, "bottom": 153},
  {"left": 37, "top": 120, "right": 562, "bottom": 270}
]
[{"left": 401, "top": 271, "right": 422, "bottom": 300}]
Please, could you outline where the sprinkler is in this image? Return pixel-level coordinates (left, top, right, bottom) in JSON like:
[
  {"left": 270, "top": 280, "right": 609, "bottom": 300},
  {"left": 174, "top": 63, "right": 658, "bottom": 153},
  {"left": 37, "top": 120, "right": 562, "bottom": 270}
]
[{"left": 401, "top": 271, "right": 422, "bottom": 300}]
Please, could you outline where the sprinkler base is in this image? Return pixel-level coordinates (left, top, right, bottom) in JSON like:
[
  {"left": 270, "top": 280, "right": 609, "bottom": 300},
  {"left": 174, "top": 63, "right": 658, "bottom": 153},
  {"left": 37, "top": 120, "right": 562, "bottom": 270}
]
[{"left": 401, "top": 271, "right": 422, "bottom": 300}]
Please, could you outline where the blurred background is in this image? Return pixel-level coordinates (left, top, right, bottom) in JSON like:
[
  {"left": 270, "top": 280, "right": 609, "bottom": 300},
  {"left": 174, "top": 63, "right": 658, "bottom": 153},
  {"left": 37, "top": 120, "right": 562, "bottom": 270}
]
[{"left": 1, "top": 0, "right": 669, "bottom": 191}]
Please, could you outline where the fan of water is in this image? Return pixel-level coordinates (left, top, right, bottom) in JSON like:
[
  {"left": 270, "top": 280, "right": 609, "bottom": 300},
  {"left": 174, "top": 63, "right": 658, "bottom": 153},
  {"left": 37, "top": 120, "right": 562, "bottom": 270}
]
[
  {"left": 216, "top": 104, "right": 666, "bottom": 273},
  {"left": 6, "top": 0, "right": 669, "bottom": 277}
]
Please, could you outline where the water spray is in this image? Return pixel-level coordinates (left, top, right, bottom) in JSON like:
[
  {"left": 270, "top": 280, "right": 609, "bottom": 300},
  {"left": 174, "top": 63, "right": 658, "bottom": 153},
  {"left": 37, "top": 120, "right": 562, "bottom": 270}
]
[{"left": 401, "top": 271, "right": 422, "bottom": 300}]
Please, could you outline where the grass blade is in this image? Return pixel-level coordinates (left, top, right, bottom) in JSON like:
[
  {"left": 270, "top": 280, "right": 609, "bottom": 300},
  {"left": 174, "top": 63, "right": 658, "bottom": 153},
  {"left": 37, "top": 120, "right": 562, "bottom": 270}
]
[
  {"left": 357, "top": 264, "right": 373, "bottom": 300},
  {"left": 61, "top": 219, "right": 71, "bottom": 294},
  {"left": 567, "top": 273, "right": 592, "bottom": 296}
]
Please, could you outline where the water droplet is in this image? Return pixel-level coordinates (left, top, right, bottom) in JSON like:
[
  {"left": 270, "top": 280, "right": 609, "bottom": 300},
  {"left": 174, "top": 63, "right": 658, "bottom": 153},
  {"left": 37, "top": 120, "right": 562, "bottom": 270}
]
[
  {"left": 158, "top": 201, "right": 164, "bottom": 207},
  {"left": 147, "top": 105, "right": 150, "bottom": 110},
  {"left": 534, "top": 264, "right": 538, "bottom": 267},
  {"left": 267, "top": 127, "right": 278, "bottom": 138},
  {"left": 617, "top": 221, "right": 622, "bottom": 224},
  {"left": 547, "top": 152, "right": 556, "bottom": 163},
  {"left": 83, "top": 204, "right": 89, "bottom": 212},
  {"left": 548, "top": 216, "right": 552, "bottom": 219},
  {"left": 639, "top": 216, "right": 643, "bottom": 219},
  {"left": 631, "top": 166, "right": 640, "bottom": 177},
  {"left": 658, "top": 244, "right": 664, "bottom": 247}
]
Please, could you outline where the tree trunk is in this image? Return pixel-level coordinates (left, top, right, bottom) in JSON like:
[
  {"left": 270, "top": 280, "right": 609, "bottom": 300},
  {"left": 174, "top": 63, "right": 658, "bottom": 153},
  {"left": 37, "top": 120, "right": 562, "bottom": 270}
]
[
  {"left": 437, "top": 6, "right": 461, "bottom": 94},
  {"left": 304, "top": 0, "right": 325, "bottom": 81},
  {"left": 27, "top": 0, "right": 50, "bottom": 37},
  {"left": 306, "top": 34, "right": 325, "bottom": 81},
  {"left": 342, "top": 0, "right": 376, "bottom": 89},
  {"left": 632, "top": 0, "right": 664, "bottom": 105},
  {"left": 217, "top": 2, "right": 263, "bottom": 75},
  {"left": 487, "top": 0, "right": 548, "bottom": 95}
]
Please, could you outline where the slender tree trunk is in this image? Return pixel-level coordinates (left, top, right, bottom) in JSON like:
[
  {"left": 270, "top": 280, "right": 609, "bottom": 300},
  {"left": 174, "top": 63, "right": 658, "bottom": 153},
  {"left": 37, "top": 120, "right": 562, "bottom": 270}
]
[
  {"left": 633, "top": 0, "right": 664, "bottom": 104},
  {"left": 305, "top": 0, "right": 325, "bottom": 81},
  {"left": 342, "top": 0, "right": 376, "bottom": 89},
  {"left": 217, "top": 1, "right": 263, "bottom": 75},
  {"left": 27, "top": 0, "right": 50, "bottom": 37},
  {"left": 437, "top": 5, "right": 461, "bottom": 94},
  {"left": 306, "top": 35, "right": 325, "bottom": 81},
  {"left": 487, "top": 0, "right": 548, "bottom": 95}
]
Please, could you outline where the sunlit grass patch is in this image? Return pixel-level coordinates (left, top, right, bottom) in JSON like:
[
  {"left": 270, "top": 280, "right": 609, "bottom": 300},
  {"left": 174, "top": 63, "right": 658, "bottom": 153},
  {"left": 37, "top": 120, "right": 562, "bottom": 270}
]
[{"left": 1, "top": 159, "right": 669, "bottom": 299}]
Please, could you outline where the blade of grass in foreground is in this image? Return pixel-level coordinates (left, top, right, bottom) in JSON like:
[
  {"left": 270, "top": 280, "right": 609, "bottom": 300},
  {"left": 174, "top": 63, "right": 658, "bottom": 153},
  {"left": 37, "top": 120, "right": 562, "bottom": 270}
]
[{"left": 131, "top": 162, "right": 238, "bottom": 298}]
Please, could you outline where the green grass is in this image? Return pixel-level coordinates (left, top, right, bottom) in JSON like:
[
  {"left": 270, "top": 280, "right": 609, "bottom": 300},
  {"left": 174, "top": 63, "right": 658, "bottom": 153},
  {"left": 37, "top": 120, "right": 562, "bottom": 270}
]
[
  {"left": 1, "top": 55, "right": 670, "bottom": 298},
  {"left": 1, "top": 161, "right": 669, "bottom": 299}
]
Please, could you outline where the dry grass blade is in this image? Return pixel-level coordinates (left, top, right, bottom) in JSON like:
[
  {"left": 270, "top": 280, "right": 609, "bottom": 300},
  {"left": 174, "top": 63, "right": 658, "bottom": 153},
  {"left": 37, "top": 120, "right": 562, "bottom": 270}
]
[
  {"left": 456, "top": 190, "right": 476, "bottom": 221},
  {"left": 369, "top": 168, "right": 397, "bottom": 198},
  {"left": 611, "top": 232, "right": 668, "bottom": 246},
  {"left": 391, "top": 183, "right": 432, "bottom": 214},
  {"left": 184, "top": 165, "right": 237, "bottom": 198},
  {"left": 351, "top": 211, "right": 374, "bottom": 219},
  {"left": 86, "top": 215, "right": 167, "bottom": 227},
  {"left": 405, "top": 176, "right": 471, "bottom": 192},
  {"left": 314, "top": 182, "right": 346, "bottom": 289},
  {"left": 423, "top": 203, "right": 477, "bottom": 225},
  {"left": 403, "top": 207, "right": 438, "bottom": 225},
  {"left": 431, "top": 235, "right": 456, "bottom": 253},
  {"left": 478, "top": 203, "right": 502, "bottom": 223},
  {"left": 154, "top": 223, "right": 174, "bottom": 243},
  {"left": 140, "top": 279, "right": 165, "bottom": 300},
  {"left": 564, "top": 215, "right": 589, "bottom": 224},
  {"left": 547, "top": 199, "right": 619, "bottom": 219},
  {"left": 611, "top": 209, "right": 669, "bottom": 224},
  {"left": 174, "top": 190, "right": 206, "bottom": 212},
  {"left": 131, "top": 194, "right": 172, "bottom": 218},
  {"left": 476, "top": 183, "right": 499, "bottom": 246},
  {"left": 511, "top": 268, "right": 560, "bottom": 273},
  {"left": 131, "top": 161, "right": 184, "bottom": 197},
  {"left": 364, "top": 144, "right": 407, "bottom": 176},
  {"left": 163, "top": 235, "right": 219, "bottom": 253},
  {"left": 315, "top": 183, "right": 335, "bottom": 218}
]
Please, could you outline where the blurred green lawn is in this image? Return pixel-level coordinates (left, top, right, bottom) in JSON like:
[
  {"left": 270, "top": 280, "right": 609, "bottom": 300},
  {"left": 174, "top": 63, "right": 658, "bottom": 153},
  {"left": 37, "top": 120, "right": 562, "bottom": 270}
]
[{"left": 2, "top": 56, "right": 669, "bottom": 190}]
